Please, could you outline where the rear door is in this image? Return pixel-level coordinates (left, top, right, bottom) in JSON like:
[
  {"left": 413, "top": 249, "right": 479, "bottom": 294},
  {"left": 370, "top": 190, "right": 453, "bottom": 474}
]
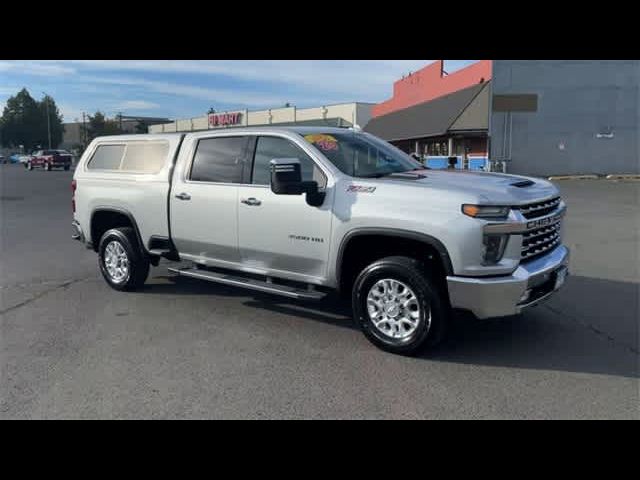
[{"left": 170, "top": 135, "right": 251, "bottom": 265}]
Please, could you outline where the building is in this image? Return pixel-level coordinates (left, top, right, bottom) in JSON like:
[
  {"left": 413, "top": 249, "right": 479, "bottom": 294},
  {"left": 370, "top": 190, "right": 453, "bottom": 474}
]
[
  {"left": 364, "top": 60, "right": 492, "bottom": 159},
  {"left": 490, "top": 60, "right": 639, "bottom": 176},
  {"left": 61, "top": 115, "right": 171, "bottom": 150},
  {"left": 148, "top": 102, "right": 374, "bottom": 134}
]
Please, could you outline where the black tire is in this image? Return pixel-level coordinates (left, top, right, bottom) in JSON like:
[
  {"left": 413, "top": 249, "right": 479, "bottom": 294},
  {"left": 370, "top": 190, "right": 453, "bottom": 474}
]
[
  {"left": 44, "top": 162, "right": 51, "bottom": 171},
  {"left": 352, "top": 256, "right": 449, "bottom": 355},
  {"left": 26, "top": 162, "right": 33, "bottom": 170},
  {"left": 64, "top": 165, "right": 70, "bottom": 171},
  {"left": 98, "top": 227, "right": 150, "bottom": 291}
]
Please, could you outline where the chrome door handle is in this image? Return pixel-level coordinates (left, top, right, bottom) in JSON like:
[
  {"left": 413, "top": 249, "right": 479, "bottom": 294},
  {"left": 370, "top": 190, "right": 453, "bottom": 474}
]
[
  {"left": 175, "top": 192, "right": 191, "bottom": 200},
  {"left": 241, "top": 197, "right": 261, "bottom": 206}
]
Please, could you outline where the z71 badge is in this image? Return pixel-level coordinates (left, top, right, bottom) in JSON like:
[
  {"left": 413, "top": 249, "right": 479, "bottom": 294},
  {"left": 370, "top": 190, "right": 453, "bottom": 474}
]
[{"left": 347, "top": 185, "right": 376, "bottom": 193}]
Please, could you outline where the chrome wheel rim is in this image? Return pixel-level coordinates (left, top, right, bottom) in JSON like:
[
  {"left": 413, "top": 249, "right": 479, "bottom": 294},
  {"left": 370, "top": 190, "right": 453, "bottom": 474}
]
[
  {"left": 104, "top": 240, "right": 129, "bottom": 283},
  {"left": 366, "top": 279, "right": 426, "bottom": 339}
]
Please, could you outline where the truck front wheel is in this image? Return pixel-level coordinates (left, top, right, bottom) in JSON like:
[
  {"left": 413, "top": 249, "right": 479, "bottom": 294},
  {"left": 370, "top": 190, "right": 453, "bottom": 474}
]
[
  {"left": 352, "top": 256, "right": 448, "bottom": 355},
  {"left": 98, "top": 227, "right": 150, "bottom": 291}
]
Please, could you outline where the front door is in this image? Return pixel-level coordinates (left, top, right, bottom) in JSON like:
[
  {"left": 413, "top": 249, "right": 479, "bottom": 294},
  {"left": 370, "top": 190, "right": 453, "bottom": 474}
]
[
  {"left": 170, "top": 135, "right": 250, "bottom": 265},
  {"left": 237, "top": 135, "right": 333, "bottom": 283}
]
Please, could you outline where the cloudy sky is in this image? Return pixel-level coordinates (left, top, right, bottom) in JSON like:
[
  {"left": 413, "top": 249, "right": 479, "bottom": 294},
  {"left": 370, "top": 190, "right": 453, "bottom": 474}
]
[{"left": 0, "top": 60, "right": 477, "bottom": 122}]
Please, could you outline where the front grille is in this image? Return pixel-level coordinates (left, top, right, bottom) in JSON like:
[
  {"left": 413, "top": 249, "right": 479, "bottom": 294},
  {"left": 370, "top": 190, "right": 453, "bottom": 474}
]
[
  {"left": 517, "top": 196, "right": 561, "bottom": 219},
  {"left": 521, "top": 217, "right": 563, "bottom": 261},
  {"left": 517, "top": 196, "right": 563, "bottom": 261}
]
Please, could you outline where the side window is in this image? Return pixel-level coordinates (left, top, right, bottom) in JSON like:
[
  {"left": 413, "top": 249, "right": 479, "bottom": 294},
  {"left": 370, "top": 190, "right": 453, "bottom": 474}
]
[
  {"left": 87, "top": 145, "right": 125, "bottom": 170},
  {"left": 121, "top": 142, "right": 169, "bottom": 173},
  {"left": 251, "top": 136, "right": 326, "bottom": 187},
  {"left": 190, "top": 136, "right": 247, "bottom": 183}
]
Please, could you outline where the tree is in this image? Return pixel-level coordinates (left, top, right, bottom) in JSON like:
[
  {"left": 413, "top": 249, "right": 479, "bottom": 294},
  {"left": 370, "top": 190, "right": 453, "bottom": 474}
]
[
  {"left": 86, "top": 111, "right": 123, "bottom": 141},
  {"left": 0, "top": 88, "right": 64, "bottom": 151},
  {"left": 0, "top": 88, "right": 41, "bottom": 151},
  {"left": 38, "top": 95, "right": 64, "bottom": 149}
]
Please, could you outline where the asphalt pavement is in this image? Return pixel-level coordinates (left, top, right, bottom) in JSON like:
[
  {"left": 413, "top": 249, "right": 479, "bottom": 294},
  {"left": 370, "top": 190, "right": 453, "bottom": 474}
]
[{"left": 1, "top": 163, "right": 638, "bottom": 419}]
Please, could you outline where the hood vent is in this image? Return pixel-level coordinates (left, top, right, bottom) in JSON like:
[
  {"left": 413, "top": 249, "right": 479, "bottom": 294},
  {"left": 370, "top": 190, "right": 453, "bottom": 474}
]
[{"left": 511, "top": 180, "right": 535, "bottom": 188}]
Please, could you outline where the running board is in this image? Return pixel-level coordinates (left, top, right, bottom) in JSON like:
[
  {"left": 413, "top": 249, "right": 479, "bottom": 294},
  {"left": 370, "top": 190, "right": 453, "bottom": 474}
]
[
  {"left": 149, "top": 249, "right": 171, "bottom": 256},
  {"left": 167, "top": 267, "right": 326, "bottom": 301}
]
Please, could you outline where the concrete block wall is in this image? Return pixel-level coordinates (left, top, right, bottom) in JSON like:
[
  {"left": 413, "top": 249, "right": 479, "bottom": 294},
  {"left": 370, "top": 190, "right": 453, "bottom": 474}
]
[{"left": 490, "top": 60, "right": 639, "bottom": 176}]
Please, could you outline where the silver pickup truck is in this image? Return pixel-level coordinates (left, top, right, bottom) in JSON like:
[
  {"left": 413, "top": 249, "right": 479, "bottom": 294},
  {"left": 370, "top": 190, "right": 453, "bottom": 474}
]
[{"left": 72, "top": 127, "right": 569, "bottom": 354}]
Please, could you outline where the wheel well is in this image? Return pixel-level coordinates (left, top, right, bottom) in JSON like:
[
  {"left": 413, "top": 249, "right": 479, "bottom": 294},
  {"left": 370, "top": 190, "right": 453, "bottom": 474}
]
[
  {"left": 339, "top": 234, "right": 449, "bottom": 297},
  {"left": 90, "top": 210, "right": 137, "bottom": 253}
]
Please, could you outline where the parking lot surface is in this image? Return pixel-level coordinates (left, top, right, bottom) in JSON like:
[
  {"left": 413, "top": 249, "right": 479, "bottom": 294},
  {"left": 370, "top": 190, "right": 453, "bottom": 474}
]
[{"left": 1, "top": 164, "right": 638, "bottom": 419}]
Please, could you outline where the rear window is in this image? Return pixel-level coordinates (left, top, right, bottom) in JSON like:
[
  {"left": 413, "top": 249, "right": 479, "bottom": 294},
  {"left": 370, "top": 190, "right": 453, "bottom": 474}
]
[
  {"left": 87, "top": 145, "right": 125, "bottom": 170},
  {"left": 87, "top": 142, "right": 169, "bottom": 173},
  {"left": 121, "top": 143, "right": 169, "bottom": 173},
  {"left": 190, "top": 136, "right": 248, "bottom": 183}
]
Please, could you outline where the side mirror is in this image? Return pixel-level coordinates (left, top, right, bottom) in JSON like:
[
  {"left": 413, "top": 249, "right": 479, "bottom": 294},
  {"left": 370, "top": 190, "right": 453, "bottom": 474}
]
[
  {"left": 270, "top": 158, "right": 303, "bottom": 195},
  {"left": 270, "top": 158, "right": 326, "bottom": 207}
]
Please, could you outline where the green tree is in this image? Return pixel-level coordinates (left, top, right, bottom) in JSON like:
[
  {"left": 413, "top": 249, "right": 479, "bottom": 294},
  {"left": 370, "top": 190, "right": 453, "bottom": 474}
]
[
  {"left": 86, "top": 111, "right": 123, "bottom": 141},
  {"left": 0, "top": 88, "right": 65, "bottom": 150},
  {"left": 0, "top": 88, "right": 41, "bottom": 150}
]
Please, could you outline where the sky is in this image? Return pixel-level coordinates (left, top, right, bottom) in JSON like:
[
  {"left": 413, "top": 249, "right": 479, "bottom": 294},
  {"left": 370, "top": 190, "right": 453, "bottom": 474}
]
[{"left": 0, "top": 60, "right": 477, "bottom": 123}]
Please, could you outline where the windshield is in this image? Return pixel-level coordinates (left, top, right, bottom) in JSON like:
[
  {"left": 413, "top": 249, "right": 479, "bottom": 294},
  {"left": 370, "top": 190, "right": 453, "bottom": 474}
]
[{"left": 301, "top": 131, "right": 423, "bottom": 178}]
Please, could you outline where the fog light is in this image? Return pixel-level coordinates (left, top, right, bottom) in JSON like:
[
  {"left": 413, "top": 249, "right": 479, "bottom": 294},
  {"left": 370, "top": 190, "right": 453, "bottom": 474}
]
[
  {"left": 482, "top": 234, "right": 508, "bottom": 265},
  {"left": 519, "top": 289, "right": 532, "bottom": 303}
]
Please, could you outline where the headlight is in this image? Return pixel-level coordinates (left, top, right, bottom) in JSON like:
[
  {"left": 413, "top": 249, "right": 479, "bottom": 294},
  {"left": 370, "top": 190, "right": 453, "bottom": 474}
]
[{"left": 462, "top": 204, "right": 510, "bottom": 219}]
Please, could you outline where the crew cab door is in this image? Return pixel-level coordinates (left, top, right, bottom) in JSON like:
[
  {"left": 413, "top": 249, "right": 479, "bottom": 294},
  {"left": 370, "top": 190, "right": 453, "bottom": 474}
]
[
  {"left": 170, "top": 135, "right": 251, "bottom": 265},
  {"left": 237, "top": 135, "right": 333, "bottom": 283}
]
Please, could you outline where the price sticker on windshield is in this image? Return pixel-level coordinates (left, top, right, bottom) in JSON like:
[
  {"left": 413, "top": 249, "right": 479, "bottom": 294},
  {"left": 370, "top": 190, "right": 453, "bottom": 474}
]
[{"left": 305, "top": 134, "right": 338, "bottom": 151}]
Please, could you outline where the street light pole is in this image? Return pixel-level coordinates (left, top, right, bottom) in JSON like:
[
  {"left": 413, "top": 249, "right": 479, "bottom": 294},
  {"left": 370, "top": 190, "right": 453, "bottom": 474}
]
[{"left": 42, "top": 92, "right": 52, "bottom": 149}]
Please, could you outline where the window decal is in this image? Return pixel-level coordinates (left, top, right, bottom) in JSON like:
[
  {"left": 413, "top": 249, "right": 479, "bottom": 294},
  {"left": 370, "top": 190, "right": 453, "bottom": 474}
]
[{"left": 304, "top": 134, "right": 338, "bottom": 151}]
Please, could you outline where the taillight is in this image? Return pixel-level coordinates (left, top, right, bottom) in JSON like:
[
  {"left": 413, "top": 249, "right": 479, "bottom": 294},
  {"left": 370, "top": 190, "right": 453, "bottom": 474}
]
[{"left": 71, "top": 179, "right": 76, "bottom": 213}]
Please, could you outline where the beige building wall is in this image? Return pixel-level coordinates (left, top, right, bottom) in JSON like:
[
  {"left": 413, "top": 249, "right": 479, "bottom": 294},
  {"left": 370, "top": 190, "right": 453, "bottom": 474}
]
[{"left": 149, "top": 103, "right": 373, "bottom": 134}]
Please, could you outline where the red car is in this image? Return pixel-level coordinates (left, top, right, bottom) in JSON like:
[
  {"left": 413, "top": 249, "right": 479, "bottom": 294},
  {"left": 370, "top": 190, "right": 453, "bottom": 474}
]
[{"left": 26, "top": 150, "right": 73, "bottom": 171}]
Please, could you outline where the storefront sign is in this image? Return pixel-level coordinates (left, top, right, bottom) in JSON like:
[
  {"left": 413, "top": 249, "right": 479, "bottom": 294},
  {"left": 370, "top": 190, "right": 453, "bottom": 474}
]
[{"left": 209, "top": 112, "right": 242, "bottom": 127}]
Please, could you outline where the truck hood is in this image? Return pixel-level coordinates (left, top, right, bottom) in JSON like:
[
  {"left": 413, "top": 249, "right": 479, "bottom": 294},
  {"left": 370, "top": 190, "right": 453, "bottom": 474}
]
[{"left": 372, "top": 169, "right": 559, "bottom": 205}]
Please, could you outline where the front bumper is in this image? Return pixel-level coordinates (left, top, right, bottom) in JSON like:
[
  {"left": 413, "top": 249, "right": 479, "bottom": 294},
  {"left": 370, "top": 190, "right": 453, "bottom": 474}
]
[{"left": 446, "top": 245, "right": 570, "bottom": 319}]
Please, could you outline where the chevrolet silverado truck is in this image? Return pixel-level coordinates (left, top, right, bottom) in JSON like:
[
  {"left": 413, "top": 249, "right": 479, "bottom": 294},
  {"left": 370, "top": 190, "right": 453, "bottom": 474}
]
[
  {"left": 27, "top": 149, "right": 73, "bottom": 171},
  {"left": 71, "top": 127, "right": 569, "bottom": 354}
]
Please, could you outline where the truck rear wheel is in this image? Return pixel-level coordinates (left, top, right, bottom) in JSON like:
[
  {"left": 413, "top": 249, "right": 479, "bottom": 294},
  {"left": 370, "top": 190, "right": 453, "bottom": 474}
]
[
  {"left": 98, "top": 227, "right": 150, "bottom": 291},
  {"left": 352, "top": 256, "right": 448, "bottom": 355}
]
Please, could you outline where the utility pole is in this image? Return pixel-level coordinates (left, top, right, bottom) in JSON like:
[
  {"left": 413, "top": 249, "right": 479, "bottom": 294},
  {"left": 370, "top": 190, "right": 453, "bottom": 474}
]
[
  {"left": 42, "top": 92, "right": 52, "bottom": 149},
  {"left": 82, "top": 112, "right": 87, "bottom": 148}
]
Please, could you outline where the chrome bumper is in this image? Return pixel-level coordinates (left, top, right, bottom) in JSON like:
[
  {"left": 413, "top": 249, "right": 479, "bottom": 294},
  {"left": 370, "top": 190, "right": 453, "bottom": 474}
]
[{"left": 446, "top": 245, "right": 570, "bottom": 319}]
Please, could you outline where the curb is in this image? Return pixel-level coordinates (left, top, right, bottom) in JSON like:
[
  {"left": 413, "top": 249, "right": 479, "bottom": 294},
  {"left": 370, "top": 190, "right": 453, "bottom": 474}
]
[
  {"left": 605, "top": 174, "right": 640, "bottom": 181},
  {"left": 547, "top": 175, "right": 599, "bottom": 181}
]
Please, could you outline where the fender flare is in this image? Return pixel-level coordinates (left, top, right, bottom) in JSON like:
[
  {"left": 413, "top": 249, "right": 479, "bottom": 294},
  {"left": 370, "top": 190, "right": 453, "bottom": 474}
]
[
  {"left": 90, "top": 207, "right": 148, "bottom": 256},
  {"left": 335, "top": 227, "right": 454, "bottom": 287}
]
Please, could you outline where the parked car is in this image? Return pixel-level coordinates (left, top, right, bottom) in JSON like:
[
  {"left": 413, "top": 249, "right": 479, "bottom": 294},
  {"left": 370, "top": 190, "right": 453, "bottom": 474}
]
[
  {"left": 9, "top": 153, "right": 24, "bottom": 164},
  {"left": 0, "top": 154, "right": 5, "bottom": 164},
  {"left": 19, "top": 154, "right": 33, "bottom": 164},
  {"left": 72, "top": 127, "right": 570, "bottom": 354},
  {"left": 26, "top": 150, "right": 73, "bottom": 171}
]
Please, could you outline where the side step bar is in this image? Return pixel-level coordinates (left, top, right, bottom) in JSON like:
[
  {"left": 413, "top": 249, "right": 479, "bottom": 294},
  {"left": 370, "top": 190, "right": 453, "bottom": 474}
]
[{"left": 168, "top": 267, "right": 326, "bottom": 301}]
